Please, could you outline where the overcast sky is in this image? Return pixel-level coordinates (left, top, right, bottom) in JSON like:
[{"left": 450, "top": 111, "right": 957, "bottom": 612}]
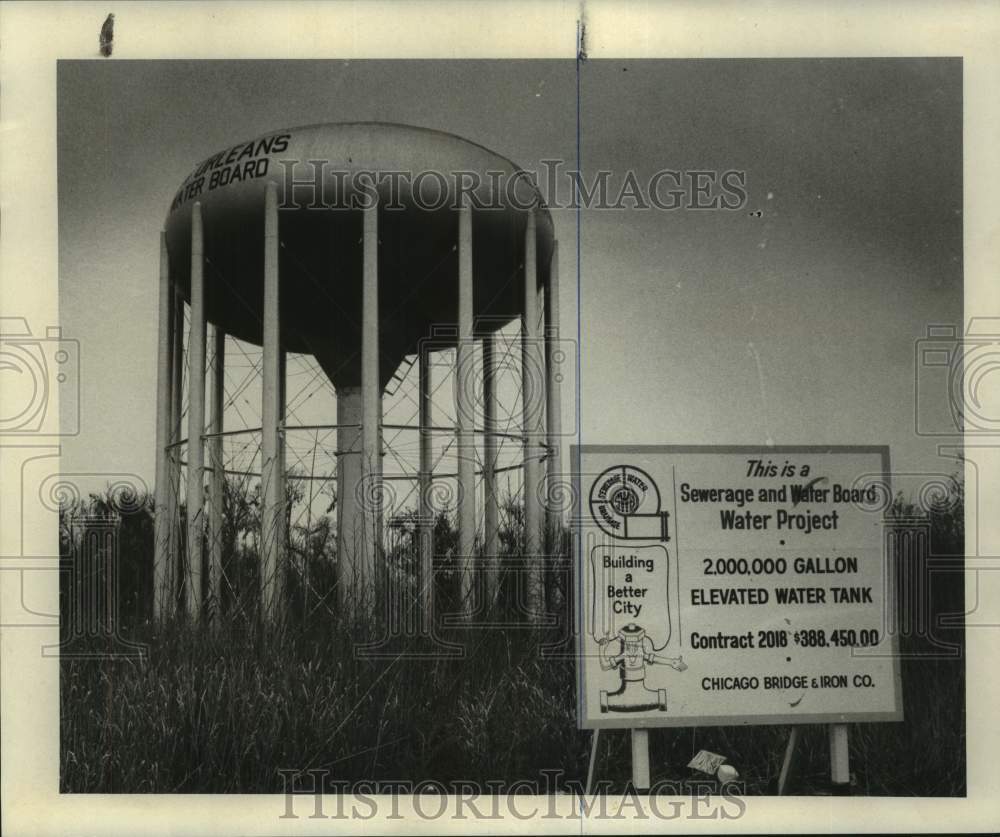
[{"left": 57, "top": 59, "right": 962, "bottom": 495}]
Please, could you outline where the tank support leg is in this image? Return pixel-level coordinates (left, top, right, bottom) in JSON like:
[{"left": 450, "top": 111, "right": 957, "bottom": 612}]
[
  {"left": 208, "top": 325, "right": 225, "bottom": 626},
  {"left": 418, "top": 345, "right": 434, "bottom": 632},
  {"left": 482, "top": 333, "right": 499, "bottom": 608},
  {"left": 456, "top": 199, "right": 476, "bottom": 619},
  {"left": 545, "top": 241, "right": 563, "bottom": 552},
  {"left": 168, "top": 281, "right": 183, "bottom": 613},
  {"left": 361, "top": 193, "right": 382, "bottom": 622},
  {"left": 277, "top": 348, "right": 287, "bottom": 578},
  {"left": 261, "top": 182, "right": 283, "bottom": 625},
  {"left": 522, "top": 206, "right": 543, "bottom": 620},
  {"left": 153, "top": 231, "right": 174, "bottom": 622},
  {"left": 185, "top": 202, "right": 206, "bottom": 622}
]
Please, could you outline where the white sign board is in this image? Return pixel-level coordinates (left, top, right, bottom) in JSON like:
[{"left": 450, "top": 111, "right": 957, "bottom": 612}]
[{"left": 574, "top": 446, "right": 903, "bottom": 729}]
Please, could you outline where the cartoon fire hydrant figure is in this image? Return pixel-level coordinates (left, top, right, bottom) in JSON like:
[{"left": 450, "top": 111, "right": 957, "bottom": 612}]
[{"left": 599, "top": 623, "right": 687, "bottom": 713}]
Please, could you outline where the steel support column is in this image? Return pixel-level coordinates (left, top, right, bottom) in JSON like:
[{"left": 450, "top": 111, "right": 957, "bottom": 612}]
[
  {"left": 545, "top": 241, "right": 563, "bottom": 548},
  {"left": 277, "top": 347, "right": 287, "bottom": 563},
  {"left": 185, "top": 202, "right": 206, "bottom": 621},
  {"left": 168, "top": 282, "right": 184, "bottom": 608},
  {"left": 361, "top": 195, "right": 382, "bottom": 618},
  {"left": 208, "top": 324, "right": 225, "bottom": 623},
  {"left": 482, "top": 333, "right": 499, "bottom": 605},
  {"left": 336, "top": 387, "right": 362, "bottom": 613},
  {"left": 261, "top": 182, "right": 283, "bottom": 624},
  {"left": 522, "top": 207, "right": 543, "bottom": 617},
  {"left": 418, "top": 345, "right": 435, "bottom": 630},
  {"left": 153, "top": 231, "right": 173, "bottom": 621},
  {"left": 456, "top": 201, "right": 476, "bottom": 617}
]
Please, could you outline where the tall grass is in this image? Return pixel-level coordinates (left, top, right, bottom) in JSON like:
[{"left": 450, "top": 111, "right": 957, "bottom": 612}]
[
  {"left": 59, "top": 482, "right": 965, "bottom": 795},
  {"left": 61, "top": 620, "right": 586, "bottom": 792}
]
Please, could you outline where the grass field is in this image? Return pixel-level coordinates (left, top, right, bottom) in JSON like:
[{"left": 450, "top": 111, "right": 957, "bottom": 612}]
[
  {"left": 59, "top": 622, "right": 965, "bottom": 795},
  {"left": 59, "top": 487, "right": 966, "bottom": 795}
]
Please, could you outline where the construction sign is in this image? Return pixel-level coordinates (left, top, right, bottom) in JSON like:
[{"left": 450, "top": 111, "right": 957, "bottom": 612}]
[{"left": 574, "top": 445, "right": 903, "bottom": 729}]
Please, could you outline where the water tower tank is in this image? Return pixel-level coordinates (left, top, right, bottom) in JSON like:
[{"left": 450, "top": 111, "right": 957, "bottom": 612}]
[
  {"left": 153, "top": 122, "right": 562, "bottom": 627},
  {"left": 163, "top": 122, "right": 555, "bottom": 388}
]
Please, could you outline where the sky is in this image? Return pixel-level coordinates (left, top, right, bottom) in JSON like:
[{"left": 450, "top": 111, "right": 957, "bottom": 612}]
[{"left": 56, "top": 58, "right": 963, "bottom": 497}]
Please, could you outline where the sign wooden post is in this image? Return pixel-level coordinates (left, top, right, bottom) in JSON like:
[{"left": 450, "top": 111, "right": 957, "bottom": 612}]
[
  {"left": 829, "top": 723, "right": 851, "bottom": 790},
  {"left": 585, "top": 729, "right": 601, "bottom": 795},
  {"left": 631, "top": 729, "right": 651, "bottom": 789},
  {"left": 776, "top": 726, "right": 801, "bottom": 795}
]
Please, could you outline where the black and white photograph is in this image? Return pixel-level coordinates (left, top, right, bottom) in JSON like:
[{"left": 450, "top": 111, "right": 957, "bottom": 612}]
[{"left": 2, "top": 2, "right": 998, "bottom": 834}]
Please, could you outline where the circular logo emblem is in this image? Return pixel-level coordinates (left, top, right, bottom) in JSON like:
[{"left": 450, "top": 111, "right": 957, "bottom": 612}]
[
  {"left": 610, "top": 486, "right": 640, "bottom": 516},
  {"left": 589, "top": 465, "right": 661, "bottom": 537}
]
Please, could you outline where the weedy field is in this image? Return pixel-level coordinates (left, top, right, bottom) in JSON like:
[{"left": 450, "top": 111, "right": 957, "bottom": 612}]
[{"left": 59, "top": 486, "right": 965, "bottom": 795}]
